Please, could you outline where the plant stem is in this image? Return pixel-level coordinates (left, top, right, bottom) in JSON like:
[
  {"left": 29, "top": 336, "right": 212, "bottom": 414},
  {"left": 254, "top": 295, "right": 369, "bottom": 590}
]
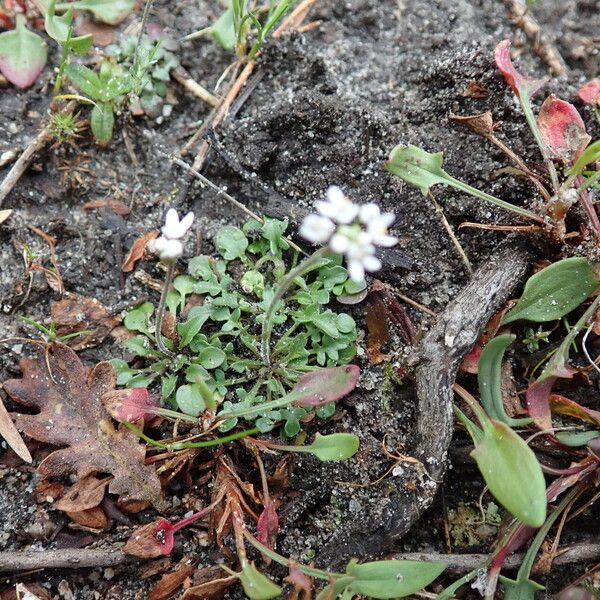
[
  {"left": 260, "top": 247, "right": 327, "bottom": 365},
  {"left": 123, "top": 421, "right": 259, "bottom": 449},
  {"left": 518, "top": 92, "right": 560, "bottom": 193},
  {"left": 54, "top": 25, "right": 72, "bottom": 95},
  {"left": 243, "top": 529, "right": 339, "bottom": 580},
  {"left": 134, "top": 0, "right": 155, "bottom": 67},
  {"left": 155, "top": 261, "right": 175, "bottom": 356},
  {"left": 448, "top": 176, "right": 545, "bottom": 224}
]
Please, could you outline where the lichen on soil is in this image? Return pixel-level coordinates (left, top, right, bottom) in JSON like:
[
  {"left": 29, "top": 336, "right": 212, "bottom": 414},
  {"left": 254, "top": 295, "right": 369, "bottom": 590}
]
[{"left": 1, "top": 0, "right": 599, "bottom": 597}]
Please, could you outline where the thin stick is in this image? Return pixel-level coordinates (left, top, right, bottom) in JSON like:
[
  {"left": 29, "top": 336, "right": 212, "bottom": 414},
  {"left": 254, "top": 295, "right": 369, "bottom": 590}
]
[
  {"left": 165, "top": 152, "right": 304, "bottom": 253},
  {"left": 458, "top": 222, "right": 544, "bottom": 232},
  {"left": 428, "top": 193, "right": 473, "bottom": 276},
  {"left": 396, "top": 292, "right": 436, "bottom": 317},
  {"left": 392, "top": 542, "right": 600, "bottom": 575},
  {"left": 0, "top": 548, "right": 134, "bottom": 574},
  {"left": 273, "top": 0, "right": 318, "bottom": 38},
  {"left": 171, "top": 67, "right": 221, "bottom": 108}
]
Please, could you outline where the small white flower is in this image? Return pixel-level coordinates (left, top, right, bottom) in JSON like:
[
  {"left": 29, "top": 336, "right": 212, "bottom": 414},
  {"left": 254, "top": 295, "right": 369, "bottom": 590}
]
[
  {"left": 315, "top": 186, "right": 359, "bottom": 224},
  {"left": 149, "top": 236, "right": 183, "bottom": 260},
  {"left": 359, "top": 203, "right": 398, "bottom": 247},
  {"left": 345, "top": 238, "right": 381, "bottom": 282},
  {"left": 161, "top": 208, "right": 195, "bottom": 240},
  {"left": 299, "top": 214, "right": 335, "bottom": 243}
]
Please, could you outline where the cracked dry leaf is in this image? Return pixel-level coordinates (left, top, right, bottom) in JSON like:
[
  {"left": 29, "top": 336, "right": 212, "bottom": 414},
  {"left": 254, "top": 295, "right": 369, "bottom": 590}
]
[{"left": 3, "top": 342, "right": 166, "bottom": 510}]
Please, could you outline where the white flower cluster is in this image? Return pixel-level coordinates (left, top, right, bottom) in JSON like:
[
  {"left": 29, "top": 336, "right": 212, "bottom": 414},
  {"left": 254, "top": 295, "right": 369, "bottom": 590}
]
[
  {"left": 300, "top": 186, "right": 397, "bottom": 282},
  {"left": 149, "top": 208, "right": 195, "bottom": 260}
]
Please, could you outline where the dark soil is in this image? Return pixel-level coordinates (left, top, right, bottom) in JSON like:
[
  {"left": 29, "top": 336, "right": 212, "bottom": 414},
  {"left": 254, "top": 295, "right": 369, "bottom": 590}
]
[{"left": 1, "top": 0, "right": 599, "bottom": 598}]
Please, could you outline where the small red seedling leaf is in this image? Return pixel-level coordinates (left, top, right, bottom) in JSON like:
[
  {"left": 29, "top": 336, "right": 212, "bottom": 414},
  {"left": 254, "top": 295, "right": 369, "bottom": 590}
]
[
  {"left": 578, "top": 79, "right": 600, "bottom": 107},
  {"left": 494, "top": 39, "right": 547, "bottom": 98},
  {"left": 538, "top": 95, "right": 591, "bottom": 161},
  {"left": 256, "top": 500, "right": 279, "bottom": 562},
  {"left": 124, "top": 503, "right": 217, "bottom": 558},
  {"left": 123, "top": 517, "right": 175, "bottom": 558},
  {"left": 550, "top": 394, "right": 600, "bottom": 426},
  {"left": 525, "top": 377, "right": 556, "bottom": 431},
  {"left": 102, "top": 387, "right": 159, "bottom": 422},
  {"left": 292, "top": 364, "right": 360, "bottom": 407}
]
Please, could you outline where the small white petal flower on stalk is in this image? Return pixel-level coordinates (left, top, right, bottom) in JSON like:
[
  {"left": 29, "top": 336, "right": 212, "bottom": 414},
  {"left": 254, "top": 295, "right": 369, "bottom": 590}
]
[
  {"left": 149, "top": 236, "right": 183, "bottom": 260},
  {"left": 315, "top": 186, "right": 359, "bottom": 224},
  {"left": 161, "top": 208, "right": 195, "bottom": 240},
  {"left": 359, "top": 203, "right": 398, "bottom": 247},
  {"left": 345, "top": 234, "right": 381, "bottom": 282},
  {"left": 299, "top": 214, "right": 335, "bottom": 244}
]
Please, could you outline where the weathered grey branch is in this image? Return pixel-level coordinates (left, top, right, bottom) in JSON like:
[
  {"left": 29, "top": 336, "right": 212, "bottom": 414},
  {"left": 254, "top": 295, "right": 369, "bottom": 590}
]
[
  {"left": 0, "top": 548, "right": 134, "bottom": 574},
  {"left": 393, "top": 542, "right": 600, "bottom": 575},
  {"left": 316, "top": 239, "right": 533, "bottom": 568}
]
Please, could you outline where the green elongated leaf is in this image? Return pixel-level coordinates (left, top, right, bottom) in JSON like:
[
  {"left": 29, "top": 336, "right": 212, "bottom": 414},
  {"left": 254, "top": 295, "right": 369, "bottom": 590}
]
[
  {"left": 316, "top": 577, "right": 355, "bottom": 600},
  {"left": 386, "top": 145, "right": 543, "bottom": 223},
  {"left": 502, "top": 257, "right": 600, "bottom": 324},
  {"left": 64, "top": 63, "right": 101, "bottom": 98},
  {"left": 471, "top": 420, "right": 546, "bottom": 527},
  {"left": 555, "top": 430, "right": 600, "bottom": 446},
  {"left": 209, "top": 3, "right": 237, "bottom": 50},
  {"left": 216, "top": 226, "right": 248, "bottom": 260},
  {"left": 124, "top": 302, "right": 154, "bottom": 335},
  {"left": 345, "top": 559, "right": 446, "bottom": 599},
  {"left": 238, "top": 563, "right": 282, "bottom": 600},
  {"left": 90, "top": 102, "right": 115, "bottom": 144},
  {"left": 45, "top": 0, "right": 93, "bottom": 54},
  {"left": 568, "top": 140, "right": 600, "bottom": 176},
  {"left": 499, "top": 487, "right": 577, "bottom": 600},
  {"left": 176, "top": 383, "right": 206, "bottom": 416},
  {"left": 296, "top": 432, "right": 359, "bottom": 461},
  {"left": 385, "top": 145, "right": 447, "bottom": 195},
  {"left": 71, "top": 0, "right": 134, "bottom": 25},
  {"left": 177, "top": 312, "right": 210, "bottom": 347},
  {"left": 478, "top": 335, "right": 532, "bottom": 427},
  {"left": 0, "top": 15, "right": 47, "bottom": 89}
]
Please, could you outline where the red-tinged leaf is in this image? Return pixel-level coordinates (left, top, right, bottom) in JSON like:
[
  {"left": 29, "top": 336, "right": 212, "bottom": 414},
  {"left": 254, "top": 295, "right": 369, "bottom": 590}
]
[
  {"left": 123, "top": 517, "right": 175, "bottom": 558},
  {"left": 291, "top": 365, "right": 360, "bottom": 408},
  {"left": 0, "top": 15, "right": 47, "bottom": 89},
  {"left": 3, "top": 342, "right": 165, "bottom": 510},
  {"left": 494, "top": 39, "right": 547, "bottom": 98},
  {"left": 460, "top": 344, "right": 482, "bottom": 374},
  {"left": 102, "top": 387, "right": 159, "bottom": 422},
  {"left": 550, "top": 394, "right": 600, "bottom": 426},
  {"left": 538, "top": 95, "right": 591, "bottom": 161},
  {"left": 256, "top": 500, "right": 279, "bottom": 561},
  {"left": 526, "top": 377, "right": 556, "bottom": 430},
  {"left": 578, "top": 79, "right": 600, "bottom": 107}
]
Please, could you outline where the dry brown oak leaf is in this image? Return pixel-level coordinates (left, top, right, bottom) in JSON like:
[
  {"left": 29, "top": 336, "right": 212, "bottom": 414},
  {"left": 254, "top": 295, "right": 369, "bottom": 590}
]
[{"left": 3, "top": 342, "right": 166, "bottom": 510}]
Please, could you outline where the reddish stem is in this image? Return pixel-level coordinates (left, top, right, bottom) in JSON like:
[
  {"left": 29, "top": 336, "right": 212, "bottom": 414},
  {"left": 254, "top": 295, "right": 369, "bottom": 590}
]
[{"left": 171, "top": 498, "right": 220, "bottom": 533}]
